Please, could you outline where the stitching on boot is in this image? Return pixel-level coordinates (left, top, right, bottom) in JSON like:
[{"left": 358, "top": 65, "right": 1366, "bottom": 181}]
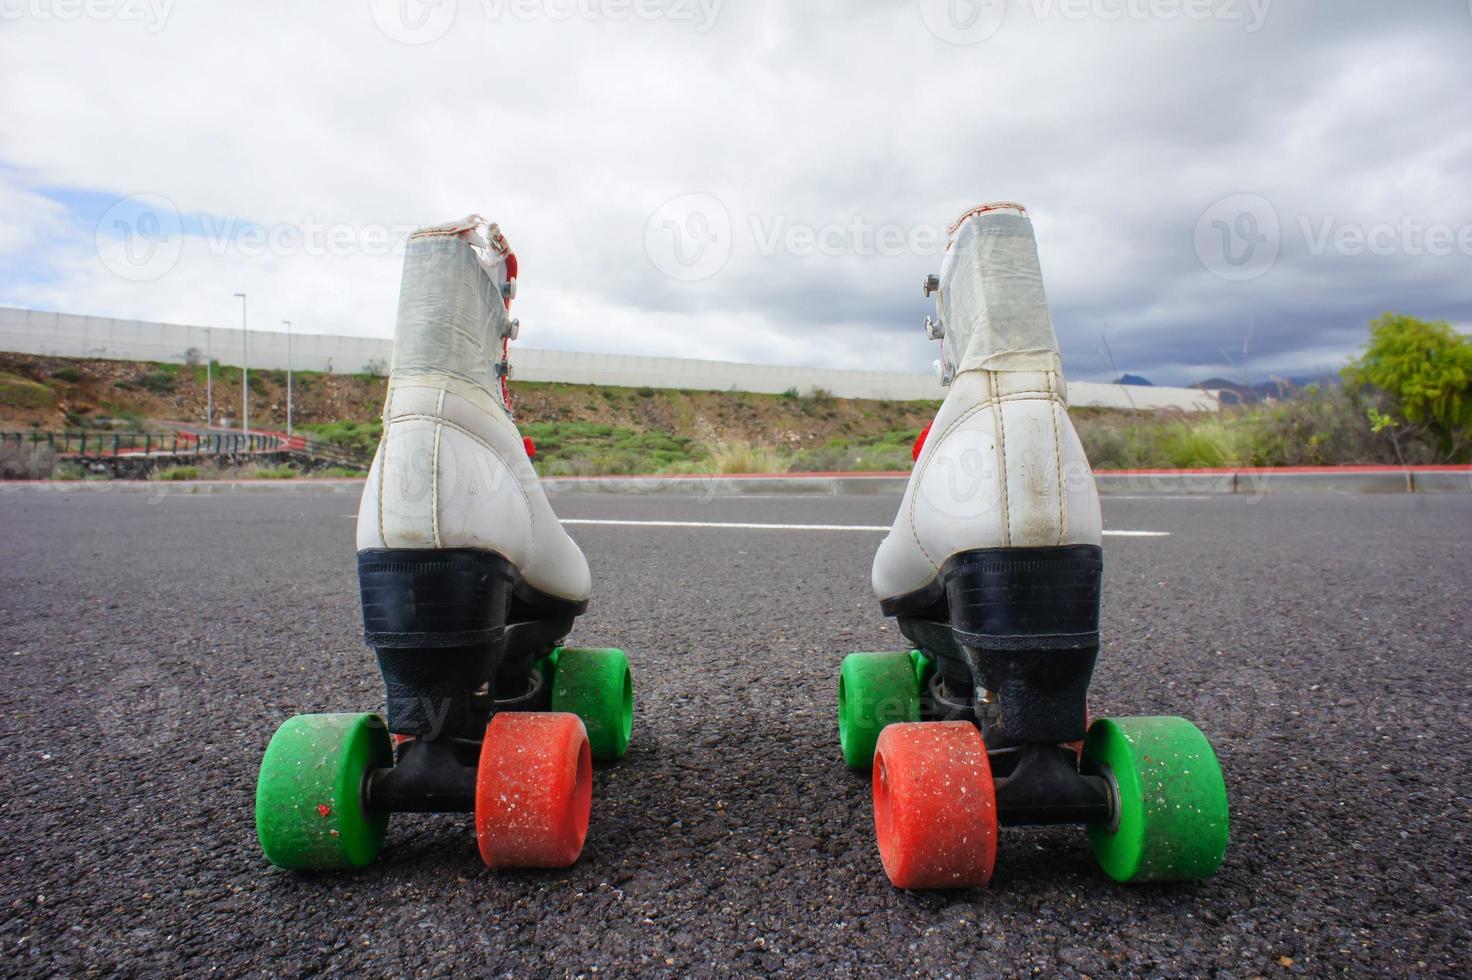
[
  {"left": 1049, "top": 376, "right": 1066, "bottom": 546},
  {"left": 905, "top": 495, "right": 936, "bottom": 570},
  {"left": 908, "top": 378, "right": 995, "bottom": 569},
  {"left": 378, "top": 385, "right": 393, "bottom": 546},
  {"left": 388, "top": 412, "right": 535, "bottom": 540},
  {"left": 994, "top": 388, "right": 1058, "bottom": 402},
  {"left": 993, "top": 373, "right": 1012, "bottom": 547},
  {"left": 430, "top": 388, "right": 445, "bottom": 548},
  {"left": 910, "top": 376, "right": 1001, "bottom": 567}
]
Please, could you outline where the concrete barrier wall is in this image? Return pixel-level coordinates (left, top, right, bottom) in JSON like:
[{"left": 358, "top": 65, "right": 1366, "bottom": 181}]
[
  {"left": 0, "top": 305, "right": 1219, "bottom": 411},
  {"left": 0, "top": 306, "right": 390, "bottom": 378}
]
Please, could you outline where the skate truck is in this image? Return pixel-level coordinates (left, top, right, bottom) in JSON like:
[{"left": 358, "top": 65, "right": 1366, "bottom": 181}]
[
  {"left": 255, "top": 217, "right": 633, "bottom": 871},
  {"left": 839, "top": 203, "right": 1229, "bottom": 889}
]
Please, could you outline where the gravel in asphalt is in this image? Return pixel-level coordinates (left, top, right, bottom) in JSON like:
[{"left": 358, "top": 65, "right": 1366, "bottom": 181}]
[{"left": 0, "top": 487, "right": 1468, "bottom": 976}]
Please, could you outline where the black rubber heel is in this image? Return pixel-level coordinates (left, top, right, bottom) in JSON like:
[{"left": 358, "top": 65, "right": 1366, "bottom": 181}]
[
  {"left": 357, "top": 549, "right": 517, "bottom": 739},
  {"left": 358, "top": 549, "right": 517, "bottom": 648},
  {"left": 941, "top": 545, "right": 1103, "bottom": 745}
]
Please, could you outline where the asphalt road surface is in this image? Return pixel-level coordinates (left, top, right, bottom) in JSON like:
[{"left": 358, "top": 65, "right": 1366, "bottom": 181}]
[{"left": 1, "top": 486, "right": 1469, "bottom": 976}]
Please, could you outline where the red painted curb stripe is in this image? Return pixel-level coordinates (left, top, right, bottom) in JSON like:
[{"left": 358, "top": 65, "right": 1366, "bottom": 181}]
[{"left": 11, "top": 465, "right": 1468, "bottom": 487}]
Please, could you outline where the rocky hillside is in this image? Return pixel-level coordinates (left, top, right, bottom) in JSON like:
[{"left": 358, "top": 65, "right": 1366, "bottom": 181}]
[{"left": 0, "top": 352, "right": 940, "bottom": 472}]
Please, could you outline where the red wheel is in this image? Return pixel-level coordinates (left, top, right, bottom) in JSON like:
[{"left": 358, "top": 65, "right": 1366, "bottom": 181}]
[
  {"left": 475, "top": 712, "right": 592, "bottom": 869},
  {"left": 873, "top": 722, "right": 997, "bottom": 889}
]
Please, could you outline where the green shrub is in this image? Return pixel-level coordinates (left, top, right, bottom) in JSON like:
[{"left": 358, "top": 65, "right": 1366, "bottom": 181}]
[
  {"left": 519, "top": 421, "right": 705, "bottom": 475},
  {"left": 708, "top": 442, "right": 787, "bottom": 474},
  {"left": 787, "top": 429, "right": 919, "bottom": 473},
  {"left": 298, "top": 419, "right": 383, "bottom": 453},
  {"left": 249, "top": 464, "right": 297, "bottom": 479},
  {"left": 138, "top": 371, "right": 178, "bottom": 394},
  {"left": 156, "top": 465, "right": 200, "bottom": 481},
  {"left": 1240, "top": 384, "right": 1389, "bottom": 466},
  {"left": 0, "top": 372, "right": 56, "bottom": 409},
  {"left": 1156, "top": 419, "right": 1247, "bottom": 468},
  {"left": 1342, "top": 313, "right": 1472, "bottom": 462},
  {"left": 50, "top": 366, "right": 83, "bottom": 383}
]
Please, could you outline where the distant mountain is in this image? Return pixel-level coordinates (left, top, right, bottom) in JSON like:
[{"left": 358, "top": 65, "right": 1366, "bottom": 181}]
[
  {"left": 1195, "top": 373, "right": 1341, "bottom": 405},
  {"left": 1112, "top": 374, "right": 1154, "bottom": 386}
]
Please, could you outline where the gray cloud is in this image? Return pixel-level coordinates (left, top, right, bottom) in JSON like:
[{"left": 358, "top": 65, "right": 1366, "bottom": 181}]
[{"left": 0, "top": 0, "right": 1468, "bottom": 384}]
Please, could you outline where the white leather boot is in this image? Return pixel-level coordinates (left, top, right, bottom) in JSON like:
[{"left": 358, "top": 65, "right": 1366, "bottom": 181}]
[
  {"left": 871, "top": 202, "right": 1103, "bottom": 746},
  {"left": 844, "top": 213, "right": 1229, "bottom": 889},
  {"left": 252, "top": 219, "right": 633, "bottom": 874},
  {"left": 355, "top": 216, "right": 592, "bottom": 739}
]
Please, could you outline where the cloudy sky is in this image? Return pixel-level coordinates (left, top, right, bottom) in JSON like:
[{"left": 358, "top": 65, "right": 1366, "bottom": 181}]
[{"left": 2, "top": 0, "right": 1470, "bottom": 385}]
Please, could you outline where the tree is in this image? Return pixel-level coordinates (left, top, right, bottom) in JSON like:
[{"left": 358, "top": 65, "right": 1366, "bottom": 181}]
[{"left": 1343, "top": 313, "right": 1472, "bottom": 463}]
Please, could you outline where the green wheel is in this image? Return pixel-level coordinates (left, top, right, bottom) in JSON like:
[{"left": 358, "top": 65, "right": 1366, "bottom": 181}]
[
  {"left": 838, "top": 651, "right": 930, "bottom": 770},
  {"left": 1082, "top": 716, "right": 1229, "bottom": 883},
  {"left": 549, "top": 647, "right": 633, "bottom": 761},
  {"left": 255, "top": 713, "right": 391, "bottom": 870}
]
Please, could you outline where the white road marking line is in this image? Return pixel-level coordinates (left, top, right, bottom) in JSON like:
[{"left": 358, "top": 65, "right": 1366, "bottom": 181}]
[
  {"left": 559, "top": 518, "right": 1169, "bottom": 536},
  {"left": 563, "top": 518, "right": 891, "bottom": 531},
  {"left": 1104, "top": 495, "right": 1213, "bottom": 501}
]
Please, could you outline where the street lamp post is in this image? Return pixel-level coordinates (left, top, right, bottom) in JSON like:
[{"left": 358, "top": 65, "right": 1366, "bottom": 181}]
[
  {"left": 233, "top": 292, "right": 248, "bottom": 437},
  {"left": 282, "top": 319, "right": 293, "bottom": 437}
]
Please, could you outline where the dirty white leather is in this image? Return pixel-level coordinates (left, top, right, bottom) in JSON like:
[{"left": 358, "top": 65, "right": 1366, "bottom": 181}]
[
  {"left": 357, "top": 223, "right": 591, "bottom": 603},
  {"left": 873, "top": 205, "right": 1101, "bottom": 602}
]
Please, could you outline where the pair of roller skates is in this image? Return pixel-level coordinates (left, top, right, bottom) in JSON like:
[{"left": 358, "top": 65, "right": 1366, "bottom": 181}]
[
  {"left": 254, "top": 206, "right": 1229, "bottom": 889},
  {"left": 256, "top": 218, "right": 632, "bottom": 871}
]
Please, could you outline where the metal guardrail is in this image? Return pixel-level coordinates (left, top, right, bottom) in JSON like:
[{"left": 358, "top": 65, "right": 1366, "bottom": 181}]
[
  {"left": 1, "top": 430, "right": 367, "bottom": 466},
  {"left": 1, "top": 430, "right": 241, "bottom": 456}
]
